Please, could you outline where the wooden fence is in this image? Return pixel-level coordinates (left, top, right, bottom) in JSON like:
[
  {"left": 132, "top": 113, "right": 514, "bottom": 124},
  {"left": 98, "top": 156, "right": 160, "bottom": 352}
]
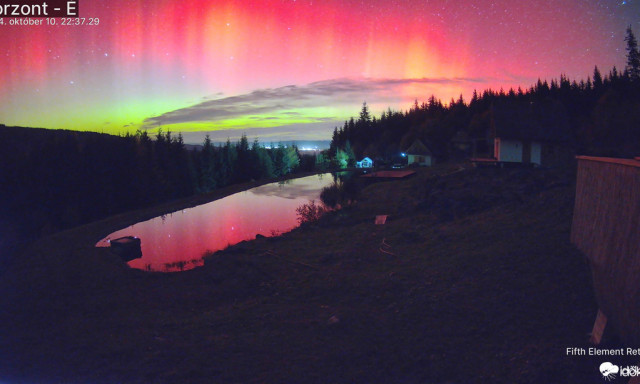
[{"left": 571, "top": 156, "right": 640, "bottom": 344}]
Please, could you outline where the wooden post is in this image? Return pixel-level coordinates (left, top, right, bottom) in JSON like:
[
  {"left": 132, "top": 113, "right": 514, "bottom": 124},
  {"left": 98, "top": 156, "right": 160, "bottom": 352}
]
[
  {"left": 375, "top": 215, "right": 388, "bottom": 225},
  {"left": 590, "top": 309, "right": 607, "bottom": 345}
]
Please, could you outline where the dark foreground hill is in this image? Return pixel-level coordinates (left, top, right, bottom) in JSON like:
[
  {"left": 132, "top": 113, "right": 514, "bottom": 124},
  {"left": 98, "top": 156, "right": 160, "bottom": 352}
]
[{"left": 0, "top": 164, "right": 625, "bottom": 383}]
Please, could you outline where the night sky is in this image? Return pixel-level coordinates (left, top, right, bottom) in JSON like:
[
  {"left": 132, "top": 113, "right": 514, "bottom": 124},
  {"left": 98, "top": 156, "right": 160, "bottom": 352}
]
[{"left": 1, "top": 0, "right": 639, "bottom": 143}]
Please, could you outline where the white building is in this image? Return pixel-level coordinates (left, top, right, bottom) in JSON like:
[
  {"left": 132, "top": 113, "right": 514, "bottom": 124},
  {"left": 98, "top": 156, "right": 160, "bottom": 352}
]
[
  {"left": 405, "top": 140, "right": 433, "bottom": 166},
  {"left": 491, "top": 100, "right": 573, "bottom": 167},
  {"left": 356, "top": 157, "right": 373, "bottom": 168},
  {"left": 493, "top": 139, "right": 542, "bottom": 165}
]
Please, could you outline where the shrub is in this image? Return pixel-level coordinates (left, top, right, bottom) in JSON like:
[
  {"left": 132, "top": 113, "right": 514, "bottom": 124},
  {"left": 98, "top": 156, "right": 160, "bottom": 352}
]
[
  {"left": 296, "top": 200, "right": 327, "bottom": 224},
  {"left": 320, "top": 184, "right": 340, "bottom": 208},
  {"left": 320, "top": 177, "right": 362, "bottom": 208}
]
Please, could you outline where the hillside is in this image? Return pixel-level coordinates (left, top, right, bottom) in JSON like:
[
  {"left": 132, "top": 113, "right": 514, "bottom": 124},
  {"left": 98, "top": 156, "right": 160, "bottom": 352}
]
[
  {"left": 0, "top": 126, "right": 308, "bottom": 275},
  {"left": 0, "top": 164, "right": 622, "bottom": 383}
]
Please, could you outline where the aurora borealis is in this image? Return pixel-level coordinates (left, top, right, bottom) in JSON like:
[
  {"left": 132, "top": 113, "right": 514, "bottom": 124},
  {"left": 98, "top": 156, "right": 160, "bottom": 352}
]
[{"left": 1, "top": 0, "right": 638, "bottom": 143}]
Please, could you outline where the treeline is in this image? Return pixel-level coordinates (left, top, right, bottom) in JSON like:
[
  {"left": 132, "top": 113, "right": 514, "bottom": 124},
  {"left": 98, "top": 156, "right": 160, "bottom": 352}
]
[
  {"left": 194, "top": 135, "right": 301, "bottom": 193},
  {"left": 330, "top": 28, "right": 640, "bottom": 162},
  {"left": 0, "top": 126, "right": 305, "bottom": 245}
]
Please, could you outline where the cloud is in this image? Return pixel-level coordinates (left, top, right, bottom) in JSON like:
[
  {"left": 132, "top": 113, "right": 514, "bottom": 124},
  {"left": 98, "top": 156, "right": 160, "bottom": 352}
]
[
  {"left": 143, "top": 76, "right": 493, "bottom": 128},
  {"left": 179, "top": 122, "right": 339, "bottom": 144}
]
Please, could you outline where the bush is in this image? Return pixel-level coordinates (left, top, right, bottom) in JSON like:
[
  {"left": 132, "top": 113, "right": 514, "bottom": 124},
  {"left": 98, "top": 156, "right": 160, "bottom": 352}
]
[
  {"left": 342, "top": 177, "right": 361, "bottom": 202},
  {"left": 296, "top": 200, "right": 327, "bottom": 224},
  {"left": 319, "top": 177, "right": 362, "bottom": 208},
  {"left": 320, "top": 184, "right": 340, "bottom": 208}
]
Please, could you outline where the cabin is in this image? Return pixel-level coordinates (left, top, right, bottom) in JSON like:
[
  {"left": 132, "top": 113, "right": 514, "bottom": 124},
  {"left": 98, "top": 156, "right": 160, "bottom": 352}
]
[
  {"left": 405, "top": 139, "right": 433, "bottom": 166},
  {"left": 356, "top": 157, "right": 373, "bottom": 168},
  {"left": 490, "top": 100, "right": 573, "bottom": 167},
  {"left": 571, "top": 156, "right": 640, "bottom": 344}
]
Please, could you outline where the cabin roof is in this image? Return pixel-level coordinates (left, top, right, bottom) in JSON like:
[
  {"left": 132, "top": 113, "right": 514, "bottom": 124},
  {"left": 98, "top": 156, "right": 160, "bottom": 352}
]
[
  {"left": 492, "top": 100, "right": 572, "bottom": 143},
  {"left": 405, "top": 139, "right": 432, "bottom": 156}
]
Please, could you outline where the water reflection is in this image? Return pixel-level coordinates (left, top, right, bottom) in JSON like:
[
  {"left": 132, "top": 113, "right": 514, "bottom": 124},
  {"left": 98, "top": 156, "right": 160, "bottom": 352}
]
[
  {"left": 251, "top": 180, "right": 327, "bottom": 199},
  {"left": 96, "top": 174, "right": 334, "bottom": 272}
]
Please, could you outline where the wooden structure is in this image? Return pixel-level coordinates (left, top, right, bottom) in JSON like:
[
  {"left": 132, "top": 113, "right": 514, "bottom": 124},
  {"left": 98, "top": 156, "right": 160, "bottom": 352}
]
[
  {"left": 490, "top": 100, "right": 573, "bottom": 167},
  {"left": 405, "top": 140, "right": 433, "bottom": 167},
  {"left": 469, "top": 158, "right": 499, "bottom": 167},
  {"left": 571, "top": 156, "right": 640, "bottom": 344},
  {"left": 375, "top": 215, "right": 388, "bottom": 225}
]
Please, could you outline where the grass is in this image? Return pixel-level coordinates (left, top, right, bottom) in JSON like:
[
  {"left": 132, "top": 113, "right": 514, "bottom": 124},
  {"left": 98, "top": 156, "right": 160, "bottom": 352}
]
[{"left": 0, "top": 164, "right": 621, "bottom": 383}]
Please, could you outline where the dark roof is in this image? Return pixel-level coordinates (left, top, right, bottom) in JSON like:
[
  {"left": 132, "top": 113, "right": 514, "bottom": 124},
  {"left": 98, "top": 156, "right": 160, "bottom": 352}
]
[
  {"left": 491, "top": 100, "right": 572, "bottom": 143},
  {"left": 405, "top": 139, "right": 432, "bottom": 156}
]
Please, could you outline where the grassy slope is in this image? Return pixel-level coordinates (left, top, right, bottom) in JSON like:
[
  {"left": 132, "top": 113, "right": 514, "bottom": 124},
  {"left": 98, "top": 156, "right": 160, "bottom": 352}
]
[{"left": 0, "top": 165, "right": 618, "bottom": 383}]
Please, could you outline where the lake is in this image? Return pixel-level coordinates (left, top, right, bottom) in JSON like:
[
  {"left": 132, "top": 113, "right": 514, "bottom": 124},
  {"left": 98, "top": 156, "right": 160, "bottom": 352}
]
[{"left": 96, "top": 173, "right": 337, "bottom": 272}]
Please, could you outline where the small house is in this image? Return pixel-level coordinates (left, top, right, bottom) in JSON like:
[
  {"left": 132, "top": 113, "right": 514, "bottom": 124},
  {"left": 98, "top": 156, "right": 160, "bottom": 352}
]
[
  {"left": 491, "top": 100, "right": 573, "bottom": 166},
  {"left": 405, "top": 139, "right": 433, "bottom": 166},
  {"left": 356, "top": 157, "right": 373, "bottom": 168}
]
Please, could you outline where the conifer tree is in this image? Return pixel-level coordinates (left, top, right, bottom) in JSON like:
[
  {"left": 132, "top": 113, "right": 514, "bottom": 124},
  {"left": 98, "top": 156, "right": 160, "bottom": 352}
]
[
  {"left": 593, "top": 66, "right": 603, "bottom": 89},
  {"left": 625, "top": 27, "right": 640, "bottom": 81},
  {"left": 282, "top": 145, "right": 300, "bottom": 175},
  {"left": 343, "top": 140, "right": 356, "bottom": 167},
  {"left": 329, "top": 127, "right": 339, "bottom": 157},
  {"left": 359, "top": 102, "right": 371, "bottom": 123},
  {"left": 199, "top": 135, "right": 216, "bottom": 192}
]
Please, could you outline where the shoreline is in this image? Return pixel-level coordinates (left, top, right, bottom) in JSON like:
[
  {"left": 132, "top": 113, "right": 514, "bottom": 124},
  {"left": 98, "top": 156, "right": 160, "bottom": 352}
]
[
  {"left": 2, "top": 170, "right": 333, "bottom": 281},
  {"left": 50, "top": 170, "right": 332, "bottom": 251}
]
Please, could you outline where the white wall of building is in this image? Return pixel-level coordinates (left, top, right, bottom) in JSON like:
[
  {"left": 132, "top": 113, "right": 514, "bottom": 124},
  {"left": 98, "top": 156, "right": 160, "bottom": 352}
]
[
  {"left": 408, "top": 154, "right": 432, "bottom": 166},
  {"left": 496, "top": 139, "right": 523, "bottom": 163}
]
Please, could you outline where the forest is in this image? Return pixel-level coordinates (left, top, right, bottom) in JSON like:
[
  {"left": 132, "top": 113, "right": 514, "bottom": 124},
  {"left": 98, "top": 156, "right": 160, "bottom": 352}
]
[
  {"left": 329, "top": 27, "right": 640, "bottom": 165},
  {"left": 0, "top": 127, "right": 305, "bottom": 271}
]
